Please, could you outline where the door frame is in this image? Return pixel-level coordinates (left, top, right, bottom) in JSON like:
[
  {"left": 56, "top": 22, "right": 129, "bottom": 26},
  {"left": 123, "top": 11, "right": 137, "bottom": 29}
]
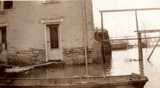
[{"left": 41, "top": 18, "right": 63, "bottom": 62}]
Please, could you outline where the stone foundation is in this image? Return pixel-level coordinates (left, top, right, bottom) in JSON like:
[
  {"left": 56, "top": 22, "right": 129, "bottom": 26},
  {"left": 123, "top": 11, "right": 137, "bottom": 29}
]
[
  {"left": 7, "top": 48, "right": 45, "bottom": 66},
  {"left": 6, "top": 46, "right": 102, "bottom": 66},
  {"left": 63, "top": 47, "right": 97, "bottom": 65}
]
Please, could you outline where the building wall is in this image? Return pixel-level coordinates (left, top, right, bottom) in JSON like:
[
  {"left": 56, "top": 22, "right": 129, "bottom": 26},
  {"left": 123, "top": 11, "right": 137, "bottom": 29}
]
[{"left": 0, "top": 0, "right": 97, "bottom": 65}]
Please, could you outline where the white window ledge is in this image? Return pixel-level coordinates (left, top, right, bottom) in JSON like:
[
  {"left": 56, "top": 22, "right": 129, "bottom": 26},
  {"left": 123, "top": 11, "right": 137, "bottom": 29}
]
[
  {"left": 41, "top": 0, "right": 60, "bottom": 4},
  {"left": 41, "top": 18, "right": 64, "bottom": 24}
]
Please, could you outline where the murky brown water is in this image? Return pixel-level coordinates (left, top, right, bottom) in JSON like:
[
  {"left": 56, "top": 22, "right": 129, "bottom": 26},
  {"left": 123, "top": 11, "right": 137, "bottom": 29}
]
[{"left": 2, "top": 47, "right": 160, "bottom": 88}]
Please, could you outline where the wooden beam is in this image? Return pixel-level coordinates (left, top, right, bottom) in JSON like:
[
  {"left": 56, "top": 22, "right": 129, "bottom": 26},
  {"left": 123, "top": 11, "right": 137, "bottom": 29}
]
[
  {"left": 136, "top": 29, "right": 160, "bottom": 33},
  {"left": 100, "top": 8, "right": 160, "bottom": 13}
]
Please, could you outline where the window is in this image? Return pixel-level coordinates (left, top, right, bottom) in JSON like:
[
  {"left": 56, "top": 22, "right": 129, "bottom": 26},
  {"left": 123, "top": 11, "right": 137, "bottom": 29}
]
[
  {"left": 47, "top": 24, "right": 59, "bottom": 49},
  {"left": 3, "top": 0, "right": 13, "bottom": 9}
]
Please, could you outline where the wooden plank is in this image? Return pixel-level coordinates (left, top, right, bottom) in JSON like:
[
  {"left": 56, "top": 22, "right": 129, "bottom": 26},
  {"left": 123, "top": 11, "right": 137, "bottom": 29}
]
[
  {"left": 136, "top": 29, "right": 160, "bottom": 33},
  {"left": 5, "top": 62, "right": 63, "bottom": 73}
]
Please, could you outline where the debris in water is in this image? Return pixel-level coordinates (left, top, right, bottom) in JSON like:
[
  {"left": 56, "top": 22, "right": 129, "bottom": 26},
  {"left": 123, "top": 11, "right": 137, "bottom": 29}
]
[{"left": 5, "top": 66, "right": 34, "bottom": 73}]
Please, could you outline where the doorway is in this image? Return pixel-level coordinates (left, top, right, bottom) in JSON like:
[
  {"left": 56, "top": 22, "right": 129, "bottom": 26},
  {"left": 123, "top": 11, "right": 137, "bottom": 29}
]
[
  {"left": 0, "top": 26, "right": 7, "bottom": 50},
  {"left": 46, "top": 24, "right": 63, "bottom": 61}
]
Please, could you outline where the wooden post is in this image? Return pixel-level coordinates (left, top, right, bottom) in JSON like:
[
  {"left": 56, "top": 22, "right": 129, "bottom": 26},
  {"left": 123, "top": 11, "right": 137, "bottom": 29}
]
[
  {"left": 44, "top": 25, "right": 49, "bottom": 62},
  {"left": 100, "top": 12, "right": 106, "bottom": 77},
  {"left": 135, "top": 10, "right": 144, "bottom": 76},
  {"left": 82, "top": 0, "right": 89, "bottom": 77}
]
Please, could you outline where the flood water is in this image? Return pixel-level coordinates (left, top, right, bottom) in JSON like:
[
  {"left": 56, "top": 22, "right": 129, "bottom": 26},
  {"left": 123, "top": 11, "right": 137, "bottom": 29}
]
[
  {"left": 113, "top": 47, "right": 160, "bottom": 88},
  {"left": 3, "top": 47, "right": 160, "bottom": 88}
]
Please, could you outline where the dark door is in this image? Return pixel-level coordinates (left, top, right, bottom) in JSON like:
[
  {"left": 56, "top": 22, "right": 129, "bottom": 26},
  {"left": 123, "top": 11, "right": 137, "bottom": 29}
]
[{"left": 0, "top": 26, "right": 7, "bottom": 50}]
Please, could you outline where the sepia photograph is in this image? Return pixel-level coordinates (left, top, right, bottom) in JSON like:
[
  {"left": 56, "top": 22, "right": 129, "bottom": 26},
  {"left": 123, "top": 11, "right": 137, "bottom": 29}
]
[{"left": 0, "top": 0, "right": 160, "bottom": 88}]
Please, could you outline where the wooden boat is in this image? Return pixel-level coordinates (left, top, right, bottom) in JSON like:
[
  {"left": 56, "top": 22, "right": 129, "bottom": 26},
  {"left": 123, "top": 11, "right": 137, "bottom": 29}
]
[
  {"left": 0, "top": 74, "right": 147, "bottom": 88},
  {"left": 111, "top": 41, "right": 128, "bottom": 50},
  {"left": 141, "top": 42, "right": 148, "bottom": 48}
]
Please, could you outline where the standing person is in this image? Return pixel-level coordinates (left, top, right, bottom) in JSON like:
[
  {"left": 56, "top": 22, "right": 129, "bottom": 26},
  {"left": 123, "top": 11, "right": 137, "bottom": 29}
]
[
  {"left": 101, "top": 30, "right": 112, "bottom": 76},
  {"left": 102, "top": 30, "right": 112, "bottom": 64}
]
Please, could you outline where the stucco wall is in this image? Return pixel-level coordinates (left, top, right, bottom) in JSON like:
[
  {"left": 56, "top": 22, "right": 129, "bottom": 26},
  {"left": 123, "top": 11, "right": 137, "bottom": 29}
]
[
  {"left": 0, "top": 0, "right": 96, "bottom": 65},
  {"left": 6, "top": 1, "right": 84, "bottom": 50}
]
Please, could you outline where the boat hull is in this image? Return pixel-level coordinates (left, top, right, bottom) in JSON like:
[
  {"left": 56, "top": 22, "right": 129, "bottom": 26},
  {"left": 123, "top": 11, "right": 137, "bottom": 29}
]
[
  {"left": 111, "top": 43, "right": 128, "bottom": 50},
  {"left": 0, "top": 74, "right": 148, "bottom": 88}
]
